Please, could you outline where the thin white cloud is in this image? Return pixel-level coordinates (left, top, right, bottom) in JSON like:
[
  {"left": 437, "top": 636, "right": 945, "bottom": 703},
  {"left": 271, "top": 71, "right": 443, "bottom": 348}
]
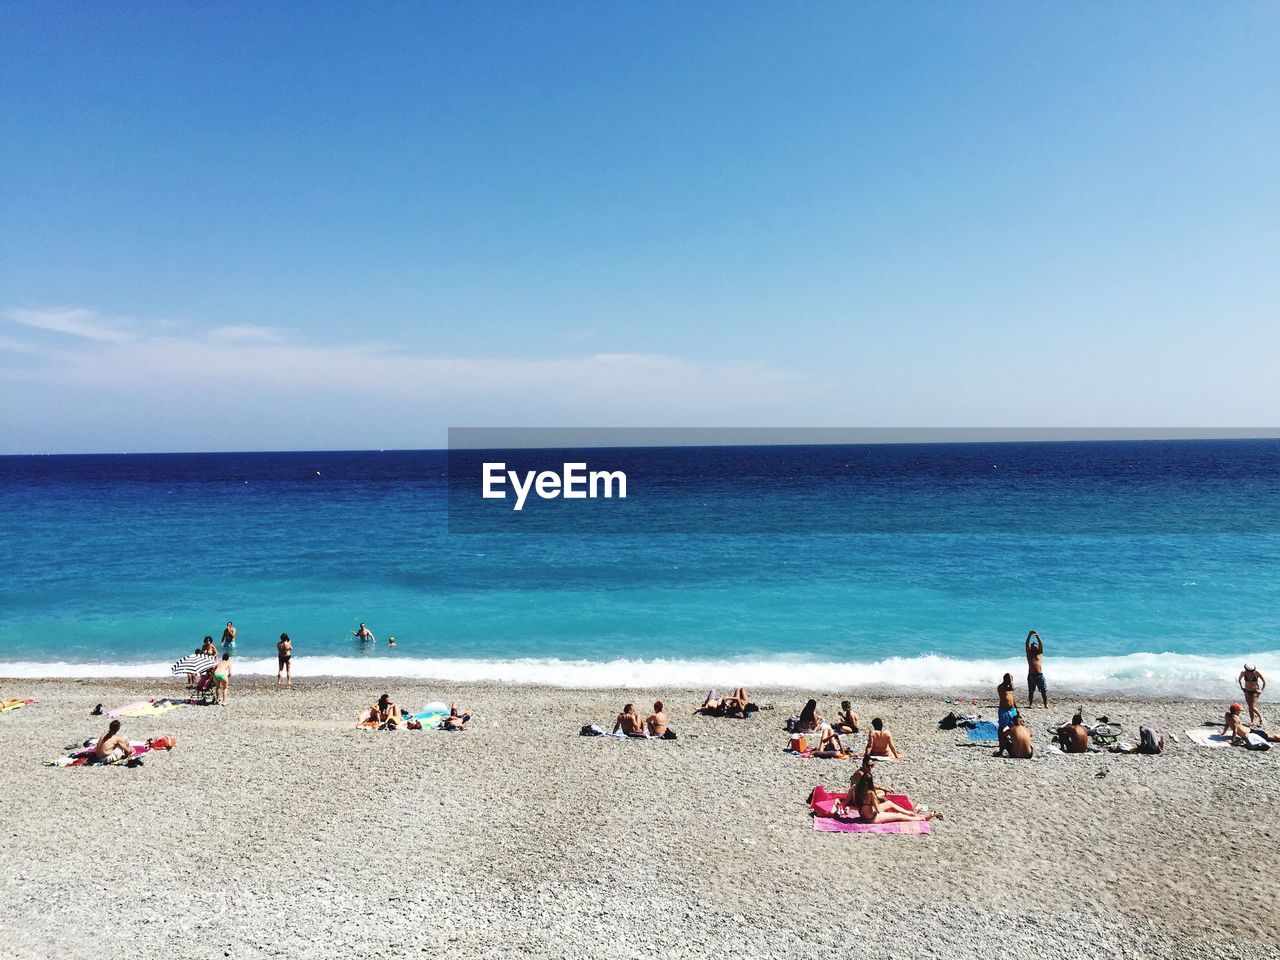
[
  {"left": 206, "top": 324, "right": 285, "bottom": 344},
  {"left": 5, "top": 307, "right": 137, "bottom": 343}
]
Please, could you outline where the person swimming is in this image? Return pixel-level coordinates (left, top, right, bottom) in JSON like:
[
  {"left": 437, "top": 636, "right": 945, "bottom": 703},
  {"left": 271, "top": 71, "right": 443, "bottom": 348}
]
[{"left": 353, "top": 623, "right": 376, "bottom": 643}]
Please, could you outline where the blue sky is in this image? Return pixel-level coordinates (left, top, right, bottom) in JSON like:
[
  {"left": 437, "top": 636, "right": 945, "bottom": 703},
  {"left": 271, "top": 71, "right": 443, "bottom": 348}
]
[{"left": 1, "top": 2, "right": 1277, "bottom": 452}]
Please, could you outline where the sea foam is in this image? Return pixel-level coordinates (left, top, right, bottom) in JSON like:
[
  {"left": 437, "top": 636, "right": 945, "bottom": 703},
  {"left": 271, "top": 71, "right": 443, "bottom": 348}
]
[{"left": 2, "top": 650, "right": 1272, "bottom": 699}]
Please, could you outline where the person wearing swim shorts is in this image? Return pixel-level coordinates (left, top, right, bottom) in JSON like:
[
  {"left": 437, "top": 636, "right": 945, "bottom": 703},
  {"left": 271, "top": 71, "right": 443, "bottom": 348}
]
[
  {"left": 1025, "top": 629, "right": 1049, "bottom": 708},
  {"left": 997, "top": 673, "right": 1019, "bottom": 730},
  {"left": 276, "top": 633, "right": 292, "bottom": 689},
  {"left": 221, "top": 621, "right": 236, "bottom": 656}
]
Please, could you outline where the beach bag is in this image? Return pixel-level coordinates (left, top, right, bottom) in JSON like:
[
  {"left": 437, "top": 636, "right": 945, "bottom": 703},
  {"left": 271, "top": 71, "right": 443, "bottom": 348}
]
[
  {"left": 662, "top": 729, "right": 677, "bottom": 740},
  {"left": 939, "top": 712, "right": 958, "bottom": 730},
  {"left": 1244, "top": 731, "right": 1271, "bottom": 751},
  {"left": 785, "top": 716, "right": 801, "bottom": 733},
  {"left": 788, "top": 733, "right": 808, "bottom": 753},
  {"left": 579, "top": 724, "right": 605, "bottom": 737}
]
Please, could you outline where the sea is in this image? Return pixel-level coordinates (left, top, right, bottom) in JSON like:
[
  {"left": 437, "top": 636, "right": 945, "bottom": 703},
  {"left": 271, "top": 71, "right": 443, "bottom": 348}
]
[{"left": 1, "top": 439, "right": 1277, "bottom": 699}]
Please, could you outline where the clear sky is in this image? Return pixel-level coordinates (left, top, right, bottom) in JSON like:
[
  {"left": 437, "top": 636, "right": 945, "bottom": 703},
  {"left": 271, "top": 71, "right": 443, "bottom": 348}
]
[{"left": 1, "top": 2, "right": 1277, "bottom": 452}]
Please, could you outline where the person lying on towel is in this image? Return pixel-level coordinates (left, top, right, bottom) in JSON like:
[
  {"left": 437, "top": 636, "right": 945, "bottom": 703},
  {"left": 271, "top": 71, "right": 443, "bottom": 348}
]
[
  {"left": 93, "top": 719, "right": 134, "bottom": 764},
  {"left": 370, "top": 693, "right": 402, "bottom": 729},
  {"left": 441, "top": 701, "right": 472, "bottom": 730},
  {"left": 1223, "top": 703, "right": 1280, "bottom": 745},
  {"left": 612, "top": 703, "right": 647, "bottom": 737}
]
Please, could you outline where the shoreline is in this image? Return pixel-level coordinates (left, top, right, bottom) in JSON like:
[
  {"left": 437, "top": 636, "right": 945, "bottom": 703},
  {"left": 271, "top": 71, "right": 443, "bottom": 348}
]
[{"left": 4, "top": 676, "right": 1277, "bottom": 958}]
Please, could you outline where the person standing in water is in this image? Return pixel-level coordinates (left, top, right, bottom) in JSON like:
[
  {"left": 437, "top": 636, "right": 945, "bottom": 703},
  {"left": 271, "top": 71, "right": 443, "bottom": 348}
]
[
  {"left": 1025, "top": 629, "right": 1049, "bottom": 709},
  {"left": 1238, "top": 665, "right": 1266, "bottom": 727},
  {"left": 276, "top": 633, "right": 293, "bottom": 689},
  {"left": 221, "top": 621, "right": 237, "bottom": 656},
  {"left": 353, "top": 623, "right": 375, "bottom": 644}
]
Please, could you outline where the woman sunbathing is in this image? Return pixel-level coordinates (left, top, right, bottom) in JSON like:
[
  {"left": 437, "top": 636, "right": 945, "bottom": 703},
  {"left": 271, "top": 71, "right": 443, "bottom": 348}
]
[
  {"left": 442, "top": 701, "right": 471, "bottom": 730},
  {"left": 370, "top": 693, "right": 401, "bottom": 728},
  {"left": 848, "top": 762, "right": 940, "bottom": 824}
]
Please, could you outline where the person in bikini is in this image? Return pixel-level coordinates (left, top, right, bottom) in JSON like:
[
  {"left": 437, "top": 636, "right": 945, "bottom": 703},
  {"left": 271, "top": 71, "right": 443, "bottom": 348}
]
[
  {"left": 996, "top": 714, "right": 1035, "bottom": 759},
  {"left": 1223, "top": 703, "right": 1280, "bottom": 744},
  {"left": 612, "top": 703, "right": 646, "bottom": 737},
  {"left": 646, "top": 700, "right": 668, "bottom": 737},
  {"left": 864, "top": 717, "right": 902, "bottom": 760},
  {"left": 441, "top": 701, "right": 472, "bottom": 730},
  {"left": 997, "top": 673, "right": 1019, "bottom": 730},
  {"left": 1025, "top": 629, "right": 1049, "bottom": 709},
  {"left": 841, "top": 757, "right": 940, "bottom": 824},
  {"left": 369, "top": 693, "right": 401, "bottom": 728},
  {"left": 92, "top": 719, "right": 134, "bottom": 764},
  {"left": 1238, "top": 665, "right": 1266, "bottom": 727},
  {"left": 212, "top": 652, "right": 232, "bottom": 705},
  {"left": 200, "top": 636, "right": 218, "bottom": 657},
  {"left": 276, "top": 633, "right": 293, "bottom": 688}
]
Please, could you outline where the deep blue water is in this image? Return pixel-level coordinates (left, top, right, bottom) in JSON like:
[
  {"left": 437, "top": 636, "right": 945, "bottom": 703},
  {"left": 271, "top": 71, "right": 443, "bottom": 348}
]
[{"left": 1, "top": 441, "right": 1277, "bottom": 694}]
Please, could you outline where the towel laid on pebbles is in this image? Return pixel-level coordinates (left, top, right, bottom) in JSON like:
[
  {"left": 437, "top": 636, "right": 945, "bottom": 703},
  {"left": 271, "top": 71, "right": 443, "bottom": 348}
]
[
  {"left": 809, "top": 786, "right": 932, "bottom": 835},
  {"left": 1, "top": 698, "right": 35, "bottom": 714}
]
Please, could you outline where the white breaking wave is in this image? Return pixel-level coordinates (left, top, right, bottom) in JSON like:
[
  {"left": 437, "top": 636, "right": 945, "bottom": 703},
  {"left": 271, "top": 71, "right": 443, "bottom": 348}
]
[{"left": 1, "top": 651, "right": 1274, "bottom": 699}]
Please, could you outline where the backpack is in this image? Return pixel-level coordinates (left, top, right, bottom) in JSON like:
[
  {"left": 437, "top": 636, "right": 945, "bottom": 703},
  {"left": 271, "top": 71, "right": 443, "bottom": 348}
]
[
  {"left": 1138, "top": 726, "right": 1163, "bottom": 755},
  {"left": 938, "top": 712, "right": 958, "bottom": 730},
  {"left": 784, "top": 716, "right": 801, "bottom": 733}
]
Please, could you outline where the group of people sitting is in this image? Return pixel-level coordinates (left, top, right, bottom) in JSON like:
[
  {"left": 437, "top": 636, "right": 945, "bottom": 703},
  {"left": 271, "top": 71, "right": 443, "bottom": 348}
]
[
  {"left": 366, "top": 694, "right": 472, "bottom": 731},
  {"left": 612, "top": 701, "right": 676, "bottom": 739},
  {"left": 787, "top": 698, "right": 900, "bottom": 759}
]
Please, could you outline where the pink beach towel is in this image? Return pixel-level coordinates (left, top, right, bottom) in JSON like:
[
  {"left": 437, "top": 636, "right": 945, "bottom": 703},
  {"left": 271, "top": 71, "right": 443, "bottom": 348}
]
[{"left": 809, "top": 785, "right": 932, "bottom": 835}]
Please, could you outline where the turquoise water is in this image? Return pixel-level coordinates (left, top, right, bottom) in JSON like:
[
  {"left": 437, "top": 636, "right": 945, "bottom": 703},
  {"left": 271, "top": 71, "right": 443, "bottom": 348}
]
[{"left": 1, "top": 442, "right": 1277, "bottom": 696}]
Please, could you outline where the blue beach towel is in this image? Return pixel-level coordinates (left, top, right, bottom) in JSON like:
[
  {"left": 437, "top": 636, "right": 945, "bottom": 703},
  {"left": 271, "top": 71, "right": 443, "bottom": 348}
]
[{"left": 967, "top": 721, "right": 999, "bottom": 743}]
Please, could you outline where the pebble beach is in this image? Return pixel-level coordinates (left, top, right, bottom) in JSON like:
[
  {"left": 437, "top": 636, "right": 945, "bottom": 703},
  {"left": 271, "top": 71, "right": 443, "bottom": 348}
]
[{"left": 2, "top": 676, "right": 1277, "bottom": 959}]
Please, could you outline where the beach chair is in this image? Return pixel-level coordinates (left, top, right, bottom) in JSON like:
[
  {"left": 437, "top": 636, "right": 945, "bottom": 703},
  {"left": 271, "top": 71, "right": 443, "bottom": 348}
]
[{"left": 192, "top": 670, "right": 216, "bottom": 705}]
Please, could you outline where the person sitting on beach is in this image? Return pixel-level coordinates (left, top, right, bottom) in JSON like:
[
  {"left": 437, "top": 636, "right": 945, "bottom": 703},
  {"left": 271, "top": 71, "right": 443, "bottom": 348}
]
[
  {"left": 353, "top": 623, "right": 376, "bottom": 643},
  {"left": 864, "top": 717, "right": 902, "bottom": 759},
  {"left": 646, "top": 700, "right": 668, "bottom": 737},
  {"left": 1056, "top": 712, "right": 1090, "bottom": 753},
  {"left": 612, "top": 703, "right": 646, "bottom": 737},
  {"left": 1239, "top": 666, "right": 1266, "bottom": 727},
  {"left": 441, "top": 701, "right": 471, "bottom": 730},
  {"left": 996, "top": 715, "right": 1035, "bottom": 759},
  {"left": 849, "top": 759, "right": 940, "bottom": 825},
  {"left": 1222, "top": 703, "right": 1280, "bottom": 744},
  {"left": 200, "top": 635, "right": 218, "bottom": 657},
  {"left": 212, "top": 652, "right": 232, "bottom": 706},
  {"left": 276, "top": 633, "right": 292, "bottom": 689},
  {"left": 370, "top": 693, "right": 401, "bottom": 728},
  {"left": 92, "top": 719, "right": 133, "bottom": 764},
  {"left": 796, "top": 698, "right": 823, "bottom": 733},
  {"left": 997, "top": 673, "right": 1019, "bottom": 730},
  {"left": 1025, "top": 629, "right": 1049, "bottom": 709},
  {"left": 832, "top": 700, "right": 859, "bottom": 734}
]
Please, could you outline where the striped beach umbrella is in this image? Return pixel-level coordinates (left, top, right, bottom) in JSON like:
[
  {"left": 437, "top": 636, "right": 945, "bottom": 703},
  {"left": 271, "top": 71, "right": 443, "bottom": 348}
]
[{"left": 171, "top": 653, "right": 215, "bottom": 675}]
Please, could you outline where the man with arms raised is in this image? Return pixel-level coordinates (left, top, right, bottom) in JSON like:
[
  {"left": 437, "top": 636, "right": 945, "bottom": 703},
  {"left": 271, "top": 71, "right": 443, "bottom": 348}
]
[{"left": 1025, "top": 629, "right": 1049, "bottom": 709}]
